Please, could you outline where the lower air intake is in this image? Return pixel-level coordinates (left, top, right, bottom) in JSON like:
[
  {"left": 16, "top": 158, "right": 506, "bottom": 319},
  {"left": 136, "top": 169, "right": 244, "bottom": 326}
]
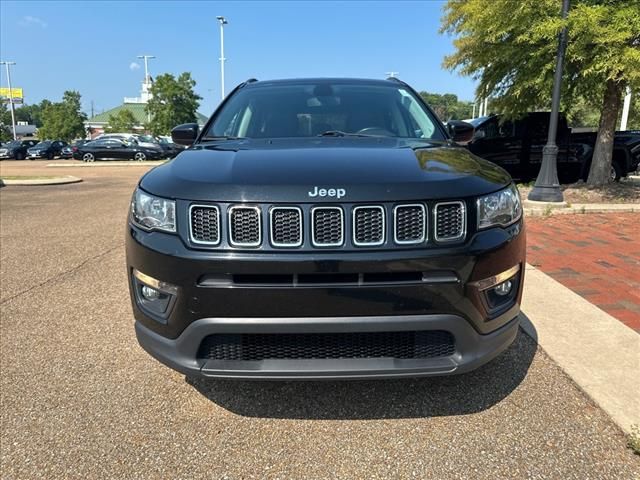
[{"left": 198, "top": 331, "right": 455, "bottom": 361}]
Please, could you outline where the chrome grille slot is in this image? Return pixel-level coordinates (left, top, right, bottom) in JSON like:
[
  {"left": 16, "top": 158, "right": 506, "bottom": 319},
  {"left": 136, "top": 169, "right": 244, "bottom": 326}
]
[
  {"left": 353, "top": 206, "right": 385, "bottom": 247},
  {"left": 189, "top": 205, "right": 220, "bottom": 245},
  {"left": 229, "top": 206, "right": 261, "bottom": 247},
  {"left": 311, "top": 207, "right": 344, "bottom": 247},
  {"left": 394, "top": 204, "right": 426, "bottom": 244},
  {"left": 434, "top": 201, "right": 466, "bottom": 242},
  {"left": 270, "top": 207, "right": 302, "bottom": 247}
]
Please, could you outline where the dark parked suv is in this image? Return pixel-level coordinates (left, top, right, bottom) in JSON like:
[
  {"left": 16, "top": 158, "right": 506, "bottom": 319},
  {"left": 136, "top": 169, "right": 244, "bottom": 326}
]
[
  {"left": 127, "top": 78, "right": 525, "bottom": 380},
  {"left": 0, "top": 139, "right": 38, "bottom": 159}
]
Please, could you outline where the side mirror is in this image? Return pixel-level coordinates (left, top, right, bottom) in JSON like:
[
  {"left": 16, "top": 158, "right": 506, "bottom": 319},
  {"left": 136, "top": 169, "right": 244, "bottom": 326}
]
[
  {"left": 447, "top": 120, "right": 475, "bottom": 144},
  {"left": 171, "top": 123, "right": 199, "bottom": 146}
]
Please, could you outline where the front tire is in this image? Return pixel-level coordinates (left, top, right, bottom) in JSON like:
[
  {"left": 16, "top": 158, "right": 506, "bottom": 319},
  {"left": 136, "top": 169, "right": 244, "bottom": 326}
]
[
  {"left": 82, "top": 152, "right": 95, "bottom": 162},
  {"left": 15, "top": 152, "right": 24, "bottom": 160},
  {"left": 47, "top": 152, "right": 54, "bottom": 160},
  {"left": 134, "top": 152, "right": 146, "bottom": 162},
  {"left": 610, "top": 161, "right": 623, "bottom": 182}
]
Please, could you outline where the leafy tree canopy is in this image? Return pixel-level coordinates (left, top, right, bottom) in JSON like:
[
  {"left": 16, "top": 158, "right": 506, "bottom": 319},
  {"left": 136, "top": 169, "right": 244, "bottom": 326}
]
[
  {"left": 14, "top": 100, "right": 50, "bottom": 127},
  {"left": 0, "top": 103, "right": 12, "bottom": 142},
  {"left": 38, "top": 91, "right": 87, "bottom": 141},
  {"left": 441, "top": 0, "right": 640, "bottom": 185},
  {"left": 106, "top": 109, "right": 138, "bottom": 133},
  {"left": 145, "top": 73, "right": 202, "bottom": 136},
  {"left": 419, "top": 91, "right": 474, "bottom": 121}
]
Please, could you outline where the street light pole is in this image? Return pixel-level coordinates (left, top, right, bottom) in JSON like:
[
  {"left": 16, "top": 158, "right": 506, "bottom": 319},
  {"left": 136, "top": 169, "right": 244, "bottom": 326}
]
[
  {"left": 137, "top": 54, "right": 155, "bottom": 84},
  {"left": 528, "top": 0, "right": 570, "bottom": 203},
  {"left": 216, "top": 16, "right": 228, "bottom": 100},
  {"left": 1, "top": 61, "right": 17, "bottom": 140}
]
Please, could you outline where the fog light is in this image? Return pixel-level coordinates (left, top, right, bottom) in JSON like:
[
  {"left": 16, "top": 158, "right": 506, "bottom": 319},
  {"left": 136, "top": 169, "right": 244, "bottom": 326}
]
[
  {"left": 141, "top": 285, "right": 161, "bottom": 300},
  {"left": 132, "top": 269, "right": 178, "bottom": 321},
  {"left": 494, "top": 280, "right": 513, "bottom": 296}
]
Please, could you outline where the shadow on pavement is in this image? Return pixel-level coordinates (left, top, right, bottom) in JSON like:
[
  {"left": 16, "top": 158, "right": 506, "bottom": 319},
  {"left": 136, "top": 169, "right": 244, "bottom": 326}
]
[{"left": 187, "top": 320, "right": 538, "bottom": 420}]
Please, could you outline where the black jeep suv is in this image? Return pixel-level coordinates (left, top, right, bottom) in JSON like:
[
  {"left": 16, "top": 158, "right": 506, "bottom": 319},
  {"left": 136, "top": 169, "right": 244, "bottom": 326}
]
[{"left": 126, "top": 78, "right": 525, "bottom": 380}]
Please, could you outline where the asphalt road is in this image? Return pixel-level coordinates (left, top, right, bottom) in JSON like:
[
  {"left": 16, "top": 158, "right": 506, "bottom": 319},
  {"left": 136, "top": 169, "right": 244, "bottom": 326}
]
[{"left": 1, "top": 160, "right": 639, "bottom": 479}]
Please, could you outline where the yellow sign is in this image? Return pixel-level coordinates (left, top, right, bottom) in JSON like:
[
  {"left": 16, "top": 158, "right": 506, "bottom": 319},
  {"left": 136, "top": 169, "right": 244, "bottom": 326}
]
[{"left": 0, "top": 87, "right": 23, "bottom": 103}]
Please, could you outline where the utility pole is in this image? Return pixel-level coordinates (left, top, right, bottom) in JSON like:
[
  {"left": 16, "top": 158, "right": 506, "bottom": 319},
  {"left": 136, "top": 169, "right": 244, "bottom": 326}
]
[
  {"left": 620, "top": 87, "right": 632, "bottom": 131},
  {"left": 0, "top": 61, "right": 17, "bottom": 140},
  {"left": 90, "top": 100, "right": 95, "bottom": 118},
  {"left": 216, "top": 16, "right": 228, "bottom": 100},
  {"left": 528, "top": 0, "right": 570, "bottom": 203}
]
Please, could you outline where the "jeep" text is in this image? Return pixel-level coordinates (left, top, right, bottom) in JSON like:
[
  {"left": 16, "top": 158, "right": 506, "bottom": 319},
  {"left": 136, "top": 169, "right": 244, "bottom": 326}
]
[{"left": 308, "top": 186, "right": 346, "bottom": 199}]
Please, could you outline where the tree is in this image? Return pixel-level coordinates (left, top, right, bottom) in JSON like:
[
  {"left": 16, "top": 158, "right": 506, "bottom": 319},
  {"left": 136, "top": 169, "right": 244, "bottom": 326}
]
[
  {"left": 0, "top": 103, "right": 12, "bottom": 142},
  {"left": 441, "top": 0, "right": 640, "bottom": 186},
  {"left": 145, "top": 73, "right": 202, "bottom": 136},
  {"left": 106, "top": 109, "right": 137, "bottom": 133},
  {"left": 419, "top": 91, "right": 474, "bottom": 121},
  {"left": 14, "top": 100, "right": 50, "bottom": 127},
  {"left": 38, "top": 91, "right": 87, "bottom": 141}
]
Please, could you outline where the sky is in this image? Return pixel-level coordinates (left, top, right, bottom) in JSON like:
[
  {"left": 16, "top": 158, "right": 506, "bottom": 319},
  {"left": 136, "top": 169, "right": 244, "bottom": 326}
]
[{"left": 0, "top": 0, "right": 477, "bottom": 117}]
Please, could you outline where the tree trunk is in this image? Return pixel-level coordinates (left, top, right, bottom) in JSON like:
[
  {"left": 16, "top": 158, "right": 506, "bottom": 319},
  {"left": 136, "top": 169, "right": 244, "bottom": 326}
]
[{"left": 587, "top": 78, "right": 623, "bottom": 186}]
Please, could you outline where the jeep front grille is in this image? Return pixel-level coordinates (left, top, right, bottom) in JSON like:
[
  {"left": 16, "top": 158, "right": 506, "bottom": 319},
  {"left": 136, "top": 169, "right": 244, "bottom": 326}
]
[
  {"left": 353, "top": 206, "right": 385, "bottom": 246},
  {"left": 311, "top": 207, "right": 344, "bottom": 247},
  {"left": 394, "top": 204, "right": 426, "bottom": 244},
  {"left": 197, "top": 331, "right": 455, "bottom": 361},
  {"left": 434, "top": 201, "right": 466, "bottom": 242},
  {"left": 229, "top": 206, "right": 261, "bottom": 247},
  {"left": 270, "top": 207, "right": 302, "bottom": 247},
  {"left": 188, "top": 201, "right": 466, "bottom": 249},
  {"left": 189, "top": 205, "right": 220, "bottom": 245}
]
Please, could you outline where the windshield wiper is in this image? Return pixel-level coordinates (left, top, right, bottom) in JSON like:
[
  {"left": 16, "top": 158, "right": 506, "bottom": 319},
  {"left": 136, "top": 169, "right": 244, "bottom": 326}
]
[{"left": 317, "top": 130, "right": 378, "bottom": 137}]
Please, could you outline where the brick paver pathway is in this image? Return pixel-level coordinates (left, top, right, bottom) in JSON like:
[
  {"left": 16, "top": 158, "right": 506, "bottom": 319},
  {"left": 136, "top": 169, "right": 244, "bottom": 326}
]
[{"left": 526, "top": 213, "right": 640, "bottom": 333}]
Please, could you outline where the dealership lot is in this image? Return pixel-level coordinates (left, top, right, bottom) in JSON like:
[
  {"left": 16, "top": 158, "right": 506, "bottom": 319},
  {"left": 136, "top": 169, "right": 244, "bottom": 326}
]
[{"left": 1, "top": 161, "right": 639, "bottom": 479}]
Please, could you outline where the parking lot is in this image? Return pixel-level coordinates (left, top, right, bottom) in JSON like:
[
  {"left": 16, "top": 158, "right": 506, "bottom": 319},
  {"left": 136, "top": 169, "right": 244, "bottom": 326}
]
[{"left": 1, "top": 160, "right": 639, "bottom": 479}]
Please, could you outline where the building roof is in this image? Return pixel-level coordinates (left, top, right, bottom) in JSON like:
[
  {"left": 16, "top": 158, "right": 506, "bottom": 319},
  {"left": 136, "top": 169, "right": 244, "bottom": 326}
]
[{"left": 86, "top": 102, "right": 208, "bottom": 126}]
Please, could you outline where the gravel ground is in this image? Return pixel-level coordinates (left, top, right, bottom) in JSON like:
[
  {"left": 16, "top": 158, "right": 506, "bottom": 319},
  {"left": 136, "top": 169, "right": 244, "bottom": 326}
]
[{"left": 1, "top": 162, "right": 639, "bottom": 479}]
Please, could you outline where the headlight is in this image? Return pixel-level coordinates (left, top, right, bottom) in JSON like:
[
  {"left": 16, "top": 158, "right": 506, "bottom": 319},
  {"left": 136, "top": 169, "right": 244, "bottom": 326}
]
[
  {"left": 477, "top": 184, "right": 522, "bottom": 229},
  {"left": 130, "top": 188, "right": 176, "bottom": 232}
]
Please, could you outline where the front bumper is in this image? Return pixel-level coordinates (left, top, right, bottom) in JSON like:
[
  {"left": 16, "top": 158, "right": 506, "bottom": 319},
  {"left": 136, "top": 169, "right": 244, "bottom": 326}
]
[
  {"left": 135, "top": 312, "right": 520, "bottom": 379},
  {"left": 127, "top": 219, "right": 525, "bottom": 379}
]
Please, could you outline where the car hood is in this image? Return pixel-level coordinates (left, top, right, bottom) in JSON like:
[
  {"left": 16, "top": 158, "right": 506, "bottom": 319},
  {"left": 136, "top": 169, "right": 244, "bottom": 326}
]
[{"left": 140, "top": 138, "right": 512, "bottom": 202}]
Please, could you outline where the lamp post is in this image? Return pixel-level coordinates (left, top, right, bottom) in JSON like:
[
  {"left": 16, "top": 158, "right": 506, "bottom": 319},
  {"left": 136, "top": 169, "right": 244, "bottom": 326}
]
[
  {"left": 137, "top": 54, "right": 155, "bottom": 84},
  {"left": 528, "top": 0, "right": 570, "bottom": 203},
  {"left": 0, "top": 61, "right": 17, "bottom": 140},
  {"left": 216, "top": 16, "right": 228, "bottom": 100}
]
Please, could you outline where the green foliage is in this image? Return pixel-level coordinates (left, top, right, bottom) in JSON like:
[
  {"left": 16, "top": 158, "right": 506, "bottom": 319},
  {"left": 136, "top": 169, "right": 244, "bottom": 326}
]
[
  {"left": 38, "top": 91, "right": 87, "bottom": 141},
  {"left": 419, "top": 91, "right": 473, "bottom": 121},
  {"left": 106, "top": 109, "right": 138, "bottom": 133},
  {"left": 145, "top": 73, "right": 202, "bottom": 136},
  {"left": 441, "top": 0, "right": 640, "bottom": 185},
  {"left": 0, "top": 103, "right": 12, "bottom": 142},
  {"left": 14, "top": 100, "right": 50, "bottom": 127}
]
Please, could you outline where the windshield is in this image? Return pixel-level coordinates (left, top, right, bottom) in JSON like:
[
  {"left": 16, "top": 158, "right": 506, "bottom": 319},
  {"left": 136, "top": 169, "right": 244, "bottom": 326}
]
[
  {"left": 204, "top": 81, "right": 445, "bottom": 140},
  {"left": 6, "top": 140, "right": 21, "bottom": 147},
  {"left": 34, "top": 141, "right": 51, "bottom": 148},
  {"left": 137, "top": 135, "right": 156, "bottom": 143}
]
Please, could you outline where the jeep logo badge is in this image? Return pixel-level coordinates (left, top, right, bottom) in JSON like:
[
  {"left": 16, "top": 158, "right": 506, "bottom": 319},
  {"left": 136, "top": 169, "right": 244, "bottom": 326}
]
[{"left": 308, "top": 186, "right": 346, "bottom": 199}]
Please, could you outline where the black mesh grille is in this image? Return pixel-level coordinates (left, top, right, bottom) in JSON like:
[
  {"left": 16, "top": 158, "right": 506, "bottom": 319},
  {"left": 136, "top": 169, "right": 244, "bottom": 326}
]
[
  {"left": 198, "top": 331, "right": 455, "bottom": 361},
  {"left": 312, "top": 208, "right": 343, "bottom": 246},
  {"left": 270, "top": 208, "right": 302, "bottom": 246},
  {"left": 230, "top": 207, "right": 261, "bottom": 246},
  {"left": 435, "top": 202, "right": 465, "bottom": 241},
  {"left": 353, "top": 207, "right": 385, "bottom": 245},
  {"left": 190, "top": 206, "right": 220, "bottom": 244},
  {"left": 395, "top": 205, "right": 426, "bottom": 243}
]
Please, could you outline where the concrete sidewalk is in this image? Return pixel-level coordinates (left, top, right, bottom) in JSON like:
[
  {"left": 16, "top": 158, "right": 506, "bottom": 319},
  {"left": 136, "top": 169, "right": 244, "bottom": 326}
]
[{"left": 521, "top": 264, "right": 640, "bottom": 434}]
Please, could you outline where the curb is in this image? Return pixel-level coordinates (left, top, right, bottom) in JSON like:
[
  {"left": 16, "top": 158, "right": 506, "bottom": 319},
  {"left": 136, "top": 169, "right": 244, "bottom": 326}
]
[
  {"left": 46, "top": 161, "right": 166, "bottom": 167},
  {"left": 520, "top": 264, "right": 640, "bottom": 434},
  {"left": 525, "top": 203, "right": 639, "bottom": 216},
  {"left": 0, "top": 175, "right": 82, "bottom": 186}
]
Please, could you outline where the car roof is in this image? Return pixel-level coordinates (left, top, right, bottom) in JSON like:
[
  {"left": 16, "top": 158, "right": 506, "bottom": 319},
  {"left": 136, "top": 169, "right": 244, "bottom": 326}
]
[{"left": 243, "top": 77, "right": 404, "bottom": 89}]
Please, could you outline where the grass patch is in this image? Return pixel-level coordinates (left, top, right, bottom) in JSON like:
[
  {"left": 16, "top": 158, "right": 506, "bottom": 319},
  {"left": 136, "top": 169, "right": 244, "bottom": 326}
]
[{"left": 1, "top": 175, "right": 61, "bottom": 180}]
